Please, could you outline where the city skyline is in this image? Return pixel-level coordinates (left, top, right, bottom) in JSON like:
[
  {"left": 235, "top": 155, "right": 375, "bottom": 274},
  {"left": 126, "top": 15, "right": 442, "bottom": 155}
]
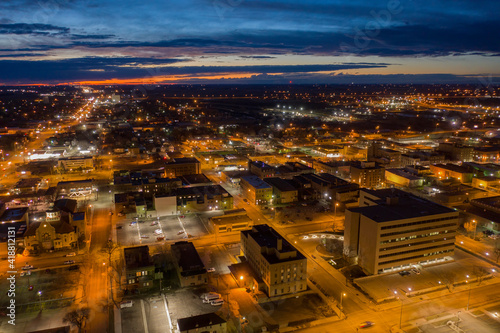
[{"left": 0, "top": 0, "right": 499, "bottom": 85}]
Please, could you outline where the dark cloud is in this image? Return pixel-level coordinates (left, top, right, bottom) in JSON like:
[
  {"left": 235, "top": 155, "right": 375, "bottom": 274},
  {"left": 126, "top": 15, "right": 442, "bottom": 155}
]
[
  {"left": 239, "top": 56, "right": 276, "bottom": 59},
  {"left": 0, "top": 23, "right": 69, "bottom": 35},
  {"left": 0, "top": 59, "right": 388, "bottom": 83}
]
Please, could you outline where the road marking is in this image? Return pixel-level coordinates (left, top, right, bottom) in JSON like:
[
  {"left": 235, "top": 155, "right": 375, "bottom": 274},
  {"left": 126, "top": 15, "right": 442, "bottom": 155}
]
[
  {"left": 140, "top": 299, "right": 149, "bottom": 333},
  {"left": 177, "top": 216, "right": 187, "bottom": 237},
  {"left": 162, "top": 293, "right": 173, "bottom": 331}
]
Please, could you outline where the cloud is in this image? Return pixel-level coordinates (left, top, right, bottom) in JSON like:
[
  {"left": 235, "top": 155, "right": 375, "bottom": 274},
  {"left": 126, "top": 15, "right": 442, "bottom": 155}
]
[
  {"left": 0, "top": 59, "right": 389, "bottom": 84},
  {"left": 0, "top": 23, "right": 69, "bottom": 35}
]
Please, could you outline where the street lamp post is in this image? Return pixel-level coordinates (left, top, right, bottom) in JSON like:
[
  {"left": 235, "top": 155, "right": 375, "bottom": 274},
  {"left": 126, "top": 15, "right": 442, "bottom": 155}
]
[
  {"left": 472, "top": 220, "right": 477, "bottom": 240},
  {"left": 394, "top": 291, "right": 403, "bottom": 329},
  {"left": 340, "top": 292, "right": 346, "bottom": 311},
  {"left": 467, "top": 281, "right": 472, "bottom": 311}
]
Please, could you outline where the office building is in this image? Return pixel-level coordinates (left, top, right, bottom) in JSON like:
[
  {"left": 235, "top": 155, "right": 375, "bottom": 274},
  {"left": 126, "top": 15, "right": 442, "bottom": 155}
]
[{"left": 345, "top": 189, "right": 459, "bottom": 275}]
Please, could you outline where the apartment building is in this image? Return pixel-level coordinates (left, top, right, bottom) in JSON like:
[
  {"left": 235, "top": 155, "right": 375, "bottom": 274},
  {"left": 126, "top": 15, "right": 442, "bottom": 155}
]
[
  {"left": 171, "top": 241, "right": 208, "bottom": 287},
  {"left": 240, "top": 175, "right": 272, "bottom": 205},
  {"left": 350, "top": 161, "right": 385, "bottom": 189},
  {"left": 240, "top": 225, "right": 307, "bottom": 297},
  {"left": 345, "top": 189, "right": 459, "bottom": 275}
]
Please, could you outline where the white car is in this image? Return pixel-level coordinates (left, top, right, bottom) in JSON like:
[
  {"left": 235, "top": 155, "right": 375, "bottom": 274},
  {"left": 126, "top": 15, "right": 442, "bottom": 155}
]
[
  {"left": 207, "top": 268, "right": 216, "bottom": 273},
  {"left": 120, "top": 300, "right": 133, "bottom": 308},
  {"left": 65, "top": 252, "right": 76, "bottom": 257},
  {"left": 154, "top": 229, "right": 162, "bottom": 235}
]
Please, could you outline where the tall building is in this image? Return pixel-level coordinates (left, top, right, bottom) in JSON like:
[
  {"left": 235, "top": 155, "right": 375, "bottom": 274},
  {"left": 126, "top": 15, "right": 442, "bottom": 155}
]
[
  {"left": 350, "top": 161, "right": 385, "bottom": 189},
  {"left": 345, "top": 189, "right": 459, "bottom": 275},
  {"left": 241, "top": 225, "right": 307, "bottom": 297}
]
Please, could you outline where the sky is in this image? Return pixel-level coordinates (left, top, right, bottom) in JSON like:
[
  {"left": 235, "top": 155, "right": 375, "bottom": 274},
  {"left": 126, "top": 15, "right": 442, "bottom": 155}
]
[{"left": 0, "top": 0, "right": 499, "bottom": 85}]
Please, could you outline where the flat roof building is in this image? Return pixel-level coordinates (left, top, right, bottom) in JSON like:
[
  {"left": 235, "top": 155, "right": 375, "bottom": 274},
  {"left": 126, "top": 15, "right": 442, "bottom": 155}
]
[
  {"left": 345, "top": 189, "right": 459, "bottom": 275},
  {"left": 240, "top": 175, "right": 273, "bottom": 205},
  {"left": 241, "top": 225, "right": 307, "bottom": 297}
]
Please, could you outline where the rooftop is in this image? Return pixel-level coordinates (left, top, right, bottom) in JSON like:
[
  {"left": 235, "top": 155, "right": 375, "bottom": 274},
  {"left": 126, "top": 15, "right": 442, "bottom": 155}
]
[
  {"left": 350, "top": 190, "right": 456, "bottom": 222},
  {"left": 124, "top": 246, "right": 153, "bottom": 270},
  {"left": 171, "top": 241, "right": 206, "bottom": 276},
  {"left": 241, "top": 224, "right": 306, "bottom": 264},
  {"left": 177, "top": 312, "right": 226, "bottom": 332},
  {"left": 241, "top": 175, "right": 272, "bottom": 189}
]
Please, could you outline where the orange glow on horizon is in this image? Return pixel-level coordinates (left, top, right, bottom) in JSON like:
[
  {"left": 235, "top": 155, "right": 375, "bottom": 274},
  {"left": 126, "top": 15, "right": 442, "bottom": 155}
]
[{"left": 65, "top": 72, "right": 258, "bottom": 86}]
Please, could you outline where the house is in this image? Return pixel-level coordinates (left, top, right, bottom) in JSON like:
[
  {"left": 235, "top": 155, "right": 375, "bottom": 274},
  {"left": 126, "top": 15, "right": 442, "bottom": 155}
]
[
  {"left": 171, "top": 241, "right": 207, "bottom": 287},
  {"left": 124, "top": 246, "right": 155, "bottom": 291}
]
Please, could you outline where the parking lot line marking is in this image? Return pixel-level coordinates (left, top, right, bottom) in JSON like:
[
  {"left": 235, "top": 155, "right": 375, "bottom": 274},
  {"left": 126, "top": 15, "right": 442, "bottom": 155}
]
[
  {"left": 140, "top": 299, "right": 149, "bottom": 333},
  {"left": 177, "top": 216, "right": 187, "bottom": 236},
  {"left": 136, "top": 220, "right": 142, "bottom": 243},
  {"left": 162, "top": 293, "right": 173, "bottom": 331}
]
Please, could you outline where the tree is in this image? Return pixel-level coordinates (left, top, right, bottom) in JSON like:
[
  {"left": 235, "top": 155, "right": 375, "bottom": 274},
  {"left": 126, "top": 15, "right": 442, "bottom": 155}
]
[{"left": 62, "top": 307, "right": 91, "bottom": 333}]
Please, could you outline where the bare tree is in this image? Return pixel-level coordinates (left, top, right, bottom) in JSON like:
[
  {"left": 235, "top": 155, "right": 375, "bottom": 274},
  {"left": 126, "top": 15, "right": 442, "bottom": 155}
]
[
  {"left": 62, "top": 307, "right": 91, "bottom": 333},
  {"left": 472, "top": 265, "right": 488, "bottom": 285}
]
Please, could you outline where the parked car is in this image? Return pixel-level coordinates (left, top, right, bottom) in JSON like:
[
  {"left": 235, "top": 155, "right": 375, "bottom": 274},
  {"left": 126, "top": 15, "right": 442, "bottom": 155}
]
[
  {"left": 22, "top": 265, "right": 33, "bottom": 270},
  {"left": 120, "top": 300, "right": 133, "bottom": 308},
  {"left": 207, "top": 268, "right": 216, "bottom": 273},
  {"left": 64, "top": 260, "right": 75, "bottom": 265},
  {"left": 411, "top": 268, "right": 420, "bottom": 275},
  {"left": 154, "top": 229, "right": 162, "bottom": 235},
  {"left": 177, "top": 230, "right": 185, "bottom": 235},
  {"left": 65, "top": 252, "right": 76, "bottom": 257},
  {"left": 68, "top": 265, "right": 80, "bottom": 271},
  {"left": 399, "top": 271, "right": 410, "bottom": 276}
]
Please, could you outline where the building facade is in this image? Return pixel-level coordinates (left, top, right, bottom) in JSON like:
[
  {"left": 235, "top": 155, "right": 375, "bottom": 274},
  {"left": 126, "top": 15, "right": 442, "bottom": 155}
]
[
  {"left": 345, "top": 189, "right": 459, "bottom": 275},
  {"left": 241, "top": 225, "right": 307, "bottom": 297}
]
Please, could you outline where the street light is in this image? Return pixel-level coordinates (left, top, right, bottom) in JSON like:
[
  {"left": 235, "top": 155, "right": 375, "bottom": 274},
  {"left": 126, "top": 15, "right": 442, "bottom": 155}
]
[
  {"left": 340, "top": 292, "right": 346, "bottom": 311},
  {"left": 466, "top": 280, "right": 472, "bottom": 311},
  {"left": 394, "top": 291, "right": 403, "bottom": 329},
  {"left": 472, "top": 220, "right": 477, "bottom": 240}
]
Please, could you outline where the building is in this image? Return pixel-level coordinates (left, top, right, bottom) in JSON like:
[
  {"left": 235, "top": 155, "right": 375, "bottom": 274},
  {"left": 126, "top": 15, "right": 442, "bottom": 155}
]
[
  {"left": 240, "top": 175, "right": 273, "bottom": 205},
  {"left": 473, "top": 147, "right": 499, "bottom": 163},
  {"left": 176, "top": 185, "right": 233, "bottom": 212},
  {"left": 57, "top": 156, "right": 94, "bottom": 171},
  {"left": 429, "top": 164, "right": 473, "bottom": 183},
  {"left": 263, "top": 177, "right": 298, "bottom": 204},
  {"left": 56, "top": 179, "right": 95, "bottom": 200},
  {"left": 345, "top": 189, "right": 459, "bottom": 275},
  {"left": 240, "top": 225, "right": 307, "bottom": 297},
  {"left": 312, "top": 160, "right": 351, "bottom": 178},
  {"left": 177, "top": 313, "right": 227, "bottom": 333},
  {"left": 164, "top": 157, "right": 201, "bottom": 177},
  {"left": 350, "top": 161, "right": 385, "bottom": 189},
  {"left": 171, "top": 241, "right": 208, "bottom": 287},
  {"left": 249, "top": 160, "right": 275, "bottom": 178},
  {"left": 24, "top": 220, "right": 77, "bottom": 253},
  {"left": 385, "top": 169, "right": 424, "bottom": 188},
  {"left": 438, "top": 142, "right": 474, "bottom": 162},
  {"left": 210, "top": 208, "right": 254, "bottom": 234},
  {"left": 465, "top": 162, "right": 500, "bottom": 178},
  {"left": 154, "top": 195, "right": 177, "bottom": 216},
  {"left": 12, "top": 178, "right": 42, "bottom": 195},
  {"left": 471, "top": 176, "right": 500, "bottom": 190},
  {"left": 124, "top": 246, "right": 155, "bottom": 291}
]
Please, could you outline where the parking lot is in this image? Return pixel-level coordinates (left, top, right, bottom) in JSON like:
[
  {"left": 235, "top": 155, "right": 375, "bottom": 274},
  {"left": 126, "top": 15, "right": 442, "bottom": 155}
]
[
  {"left": 120, "top": 289, "right": 225, "bottom": 333},
  {"left": 116, "top": 214, "right": 210, "bottom": 246}
]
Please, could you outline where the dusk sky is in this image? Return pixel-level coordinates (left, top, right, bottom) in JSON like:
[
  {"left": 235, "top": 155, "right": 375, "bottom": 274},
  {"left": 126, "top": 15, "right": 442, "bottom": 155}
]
[{"left": 1, "top": 0, "right": 499, "bottom": 85}]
